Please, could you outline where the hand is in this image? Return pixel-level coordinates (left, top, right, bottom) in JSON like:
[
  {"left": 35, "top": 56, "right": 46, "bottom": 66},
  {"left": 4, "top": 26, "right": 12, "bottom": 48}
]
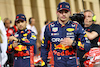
[
  {"left": 12, "top": 41, "right": 18, "bottom": 48},
  {"left": 60, "top": 37, "right": 73, "bottom": 46},
  {"left": 9, "top": 36, "right": 18, "bottom": 42}
]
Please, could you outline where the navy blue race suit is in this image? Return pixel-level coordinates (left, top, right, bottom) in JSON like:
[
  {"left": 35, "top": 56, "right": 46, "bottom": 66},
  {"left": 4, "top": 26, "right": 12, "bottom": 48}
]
[
  {"left": 8, "top": 28, "right": 37, "bottom": 67},
  {"left": 41, "top": 21, "right": 91, "bottom": 67}
]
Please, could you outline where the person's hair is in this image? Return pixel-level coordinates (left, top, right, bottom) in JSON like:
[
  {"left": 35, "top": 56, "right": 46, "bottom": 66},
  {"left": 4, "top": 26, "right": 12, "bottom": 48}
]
[
  {"left": 84, "top": 10, "right": 94, "bottom": 17},
  {"left": 4, "top": 18, "right": 12, "bottom": 25},
  {"left": 44, "top": 20, "right": 49, "bottom": 25},
  {"left": 29, "top": 17, "right": 34, "bottom": 24}
]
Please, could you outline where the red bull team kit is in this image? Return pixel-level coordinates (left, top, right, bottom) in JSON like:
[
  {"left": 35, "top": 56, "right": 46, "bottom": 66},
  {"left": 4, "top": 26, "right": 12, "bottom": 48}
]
[
  {"left": 8, "top": 28, "right": 37, "bottom": 67},
  {"left": 41, "top": 21, "right": 91, "bottom": 67}
]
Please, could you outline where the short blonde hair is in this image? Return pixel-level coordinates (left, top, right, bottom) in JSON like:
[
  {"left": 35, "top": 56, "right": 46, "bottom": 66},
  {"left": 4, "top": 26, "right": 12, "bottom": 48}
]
[{"left": 84, "top": 10, "right": 94, "bottom": 17}]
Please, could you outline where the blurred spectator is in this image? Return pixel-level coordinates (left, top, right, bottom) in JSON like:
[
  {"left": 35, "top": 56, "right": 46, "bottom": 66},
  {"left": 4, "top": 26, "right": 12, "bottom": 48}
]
[
  {"left": 40, "top": 20, "right": 50, "bottom": 41},
  {"left": 0, "top": 19, "right": 8, "bottom": 67},
  {"left": 4, "top": 18, "right": 12, "bottom": 29},
  {"left": 4, "top": 18, "right": 14, "bottom": 39},
  {"left": 27, "top": 17, "right": 38, "bottom": 35},
  {"left": 27, "top": 17, "right": 40, "bottom": 54},
  {"left": 4, "top": 18, "right": 14, "bottom": 67}
]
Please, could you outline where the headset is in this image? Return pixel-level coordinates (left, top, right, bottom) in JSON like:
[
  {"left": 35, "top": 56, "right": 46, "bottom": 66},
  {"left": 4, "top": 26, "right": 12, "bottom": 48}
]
[
  {"left": 91, "top": 11, "right": 96, "bottom": 22},
  {"left": 92, "top": 15, "right": 96, "bottom": 22}
]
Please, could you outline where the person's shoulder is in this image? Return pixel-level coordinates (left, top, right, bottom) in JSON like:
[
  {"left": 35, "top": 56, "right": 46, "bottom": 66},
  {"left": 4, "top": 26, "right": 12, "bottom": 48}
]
[
  {"left": 27, "top": 29, "right": 36, "bottom": 35},
  {"left": 7, "top": 27, "right": 14, "bottom": 33},
  {"left": 26, "top": 24, "right": 31, "bottom": 27},
  {"left": 44, "top": 21, "right": 56, "bottom": 31},
  {"left": 47, "top": 21, "right": 57, "bottom": 26},
  {"left": 48, "top": 21, "right": 56, "bottom": 25},
  {"left": 46, "top": 21, "right": 56, "bottom": 27},
  {"left": 92, "top": 24, "right": 100, "bottom": 27},
  {"left": 71, "top": 21, "right": 79, "bottom": 25},
  {"left": 9, "top": 27, "right": 14, "bottom": 30},
  {"left": 70, "top": 21, "right": 80, "bottom": 27},
  {"left": 91, "top": 24, "right": 100, "bottom": 30}
]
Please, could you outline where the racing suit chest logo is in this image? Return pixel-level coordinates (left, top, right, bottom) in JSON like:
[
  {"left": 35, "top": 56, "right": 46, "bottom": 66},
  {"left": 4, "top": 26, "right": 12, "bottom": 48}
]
[
  {"left": 52, "top": 27, "right": 58, "bottom": 32},
  {"left": 66, "top": 28, "right": 74, "bottom": 32},
  {"left": 51, "top": 38, "right": 63, "bottom": 42}
]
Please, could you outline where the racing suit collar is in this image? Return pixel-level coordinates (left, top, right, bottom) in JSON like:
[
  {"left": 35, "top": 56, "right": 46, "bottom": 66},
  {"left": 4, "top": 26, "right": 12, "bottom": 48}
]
[
  {"left": 57, "top": 20, "right": 71, "bottom": 27},
  {"left": 18, "top": 28, "right": 28, "bottom": 33}
]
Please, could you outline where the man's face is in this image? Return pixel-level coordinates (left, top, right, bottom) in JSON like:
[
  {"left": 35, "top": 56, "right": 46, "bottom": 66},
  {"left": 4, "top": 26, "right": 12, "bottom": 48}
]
[
  {"left": 84, "top": 12, "right": 93, "bottom": 26},
  {"left": 57, "top": 10, "right": 70, "bottom": 22},
  {"left": 16, "top": 20, "right": 26, "bottom": 30},
  {"left": 31, "top": 18, "right": 35, "bottom": 25},
  {"left": 5, "top": 20, "right": 11, "bottom": 28}
]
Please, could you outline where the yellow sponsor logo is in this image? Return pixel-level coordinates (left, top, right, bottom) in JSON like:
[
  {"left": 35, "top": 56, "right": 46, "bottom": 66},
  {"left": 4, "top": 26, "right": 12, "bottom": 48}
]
[
  {"left": 14, "top": 45, "right": 27, "bottom": 51},
  {"left": 8, "top": 44, "right": 12, "bottom": 49},
  {"left": 78, "top": 41, "right": 84, "bottom": 48},
  {"left": 62, "top": 25, "right": 65, "bottom": 26},
  {"left": 66, "top": 28, "right": 74, "bottom": 32},
  {"left": 8, "top": 40, "right": 10, "bottom": 43},
  {"left": 23, "top": 33, "right": 27, "bottom": 37},
  {"left": 32, "top": 35, "right": 36, "bottom": 39},
  {"left": 84, "top": 34, "right": 87, "bottom": 37},
  {"left": 43, "top": 37, "right": 45, "bottom": 40},
  {"left": 54, "top": 44, "right": 72, "bottom": 50},
  {"left": 42, "top": 40, "right": 44, "bottom": 44},
  {"left": 41, "top": 60, "right": 45, "bottom": 66},
  {"left": 22, "top": 38, "right": 25, "bottom": 41}
]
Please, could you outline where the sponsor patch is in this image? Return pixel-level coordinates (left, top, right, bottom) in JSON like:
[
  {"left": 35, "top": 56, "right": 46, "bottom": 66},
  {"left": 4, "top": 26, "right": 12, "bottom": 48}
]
[
  {"left": 51, "top": 38, "right": 63, "bottom": 42},
  {"left": 51, "top": 24, "right": 55, "bottom": 27},
  {"left": 8, "top": 29, "right": 13, "bottom": 34},
  {"left": 14, "top": 33, "right": 19, "bottom": 37},
  {"left": 66, "top": 28, "right": 74, "bottom": 32},
  {"left": 23, "top": 33, "right": 27, "bottom": 37},
  {"left": 71, "top": 24, "right": 76, "bottom": 27},
  {"left": 66, "top": 36, "right": 74, "bottom": 38},
  {"left": 84, "top": 34, "right": 87, "bottom": 37},
  {"left": 52, "top": 27, "right": 58, "bottom": 32},
  {"left": 51, "top": 33, "right": 59, "bottom": 36},
  {"left": 66, "top": 32, "right": 74, "bottom": 35}
]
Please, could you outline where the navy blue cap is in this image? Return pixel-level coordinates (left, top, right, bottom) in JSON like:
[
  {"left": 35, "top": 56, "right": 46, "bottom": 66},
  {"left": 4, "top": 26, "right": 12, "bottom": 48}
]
[
  {"left": 15, "top": 14, "right": 26, "bottom": 22},
  {"left": 57, "top": 2, "right": 70, "bottom": 11}
]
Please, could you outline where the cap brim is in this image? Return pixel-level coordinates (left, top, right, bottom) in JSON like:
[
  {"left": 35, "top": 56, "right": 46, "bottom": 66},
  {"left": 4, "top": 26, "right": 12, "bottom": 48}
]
[
  {"left": 15, "top": 18, "right": 25, "bottom": 22},
  {"left": 58, "top": 8, "right": 70, "bottom": 11}
]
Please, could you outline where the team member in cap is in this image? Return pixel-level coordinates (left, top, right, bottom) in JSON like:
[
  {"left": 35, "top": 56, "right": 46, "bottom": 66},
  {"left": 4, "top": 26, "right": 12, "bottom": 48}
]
[
  {"left": 8, "top": 14, "right": 37, "bottom": 67},
  {"left": 41, "top": 2, "right": 91, "bottom": 67}
]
